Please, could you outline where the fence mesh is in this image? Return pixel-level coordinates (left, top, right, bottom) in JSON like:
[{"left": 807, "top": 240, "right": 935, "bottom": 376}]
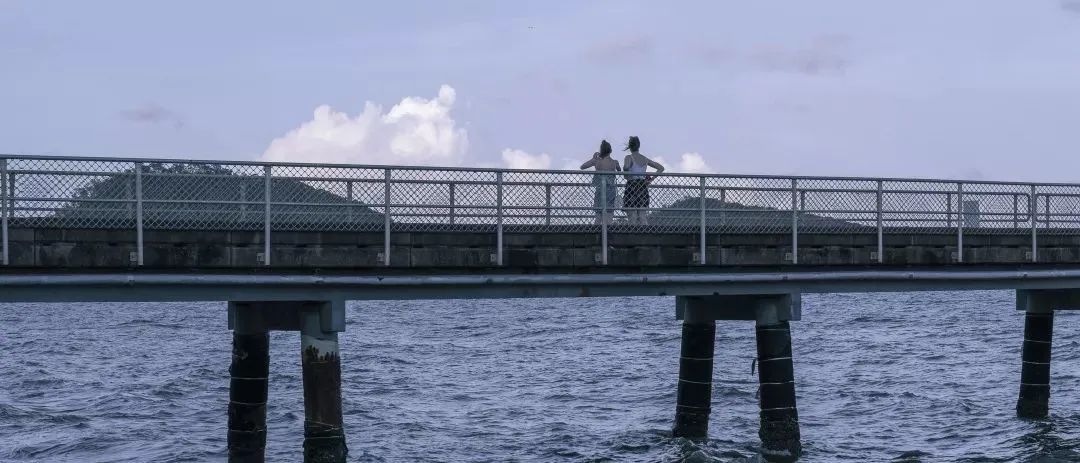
[{"left": 1, "top": 156, "right": 1075, "bottom": 257}]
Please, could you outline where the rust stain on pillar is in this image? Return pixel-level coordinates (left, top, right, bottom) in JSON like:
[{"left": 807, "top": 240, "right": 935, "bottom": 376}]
[{"left": 302, "top": 327, "right": 347, "bottom": 462}]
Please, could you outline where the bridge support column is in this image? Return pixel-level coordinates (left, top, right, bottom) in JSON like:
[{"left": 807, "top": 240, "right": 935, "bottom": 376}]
[
  {"left": 755, "top": 305, "right": 801, "bottom": 462},
  {"left": 674, "top": 294, "right": 801, "bottom": 461},
  {"left": 1017, "top": 309, "right": 1052, "bottom": 418},
  {"left": 301, "top": 303, "right": 348, "bottom": 463},
  {"left": 672, "top": 304, "right": 715, "bottom": 438},
  {"left": 227, "top": 305, "right": 271, "bottom": 463},
  {"left": 1014, "top": 290, "right": 1068, "bottom": 419},
  {"left": 228, "top": 300, "right": 347, "bottom": 462}
]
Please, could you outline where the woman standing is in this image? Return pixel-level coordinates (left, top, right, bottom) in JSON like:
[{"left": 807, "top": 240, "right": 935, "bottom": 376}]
[
  {"left": 622, "top": 136, "right": 664, "bottom": 225},
  {"left": 580, "top": 139, "right": 620, "bottom": 225}
]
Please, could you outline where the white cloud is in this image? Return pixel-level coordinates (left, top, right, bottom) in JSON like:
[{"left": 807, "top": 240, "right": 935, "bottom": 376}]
[
  {"left": 262, "top": 85, "right": 468, "bottom": 166},
  {"left": 653, "top": 152, "right": 713, "bottom": 174},
  {"left": 677, "top": 152, "right": 712, "bottom": 173},
  {"left": 500, "top": 148, "right": 551, "bottom": 170}
]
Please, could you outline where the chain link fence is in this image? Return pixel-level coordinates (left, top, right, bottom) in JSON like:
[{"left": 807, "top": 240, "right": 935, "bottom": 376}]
[{"left": 0, "top": 155, "right": 1071, "bottom": 266}]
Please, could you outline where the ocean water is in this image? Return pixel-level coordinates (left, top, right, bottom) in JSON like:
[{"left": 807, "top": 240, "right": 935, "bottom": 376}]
[{"left": 1, "top": 291, "right": 1079, "bottom": 462}]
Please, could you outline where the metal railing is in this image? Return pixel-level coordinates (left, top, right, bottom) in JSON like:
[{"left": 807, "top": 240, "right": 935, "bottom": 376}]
[{"left": 3, "top": 154, "right": 1080, "bottom": 267}]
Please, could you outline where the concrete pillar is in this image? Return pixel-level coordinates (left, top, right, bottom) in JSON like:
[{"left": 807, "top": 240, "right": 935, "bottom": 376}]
[
  {"left": 755, "top": 306, "right": 801, "bottom": 462},
  {"left": 228, "top": 309, "right": 270, "bottom": 463},
  {"left": 672, "top": 306, "right": 716, "bottom": 438},
  {"left": 301, "top": 310, "right": 347, "bottom": 462},
  {"left": 1017, "top": 309, "right": 1053, "bottom": 419}
]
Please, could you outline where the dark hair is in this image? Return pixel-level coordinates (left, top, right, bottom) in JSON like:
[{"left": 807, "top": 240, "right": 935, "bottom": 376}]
[
  {"left": 599, "top": 140, "right": 612, "bottom": 157},
  {"left": 624, "top": 136, "right": 640, "bottom": 152}
]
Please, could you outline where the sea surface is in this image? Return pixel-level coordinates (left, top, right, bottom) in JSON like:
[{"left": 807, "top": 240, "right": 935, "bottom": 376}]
[{"left": 2, "top": 291, "right": 1080, "bottom": 462}]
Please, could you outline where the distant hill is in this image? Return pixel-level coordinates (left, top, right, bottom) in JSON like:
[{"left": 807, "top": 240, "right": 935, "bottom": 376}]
[
  {"left": 649, "top": 196, "right": 869, "bottom": 232},
  {"left": 57, "top": 163, "right": 383, "bottom": 228}
]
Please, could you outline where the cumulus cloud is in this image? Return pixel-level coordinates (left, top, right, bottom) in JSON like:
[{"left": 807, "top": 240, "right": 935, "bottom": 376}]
[
  {"left": 677, "top": 152, "right": 712, "bottom": 173},
  {"left": 501, "top": 148, "right": 552, "bottom": 170},
  {"left": 262, "top": 85, "right": 468, "bottom": 166},
  {"left": 654, "top": 152, "right": 713, "bottom": 174},
  {"left": 119, "top": 103, "right": 184, "bottom": 128}
]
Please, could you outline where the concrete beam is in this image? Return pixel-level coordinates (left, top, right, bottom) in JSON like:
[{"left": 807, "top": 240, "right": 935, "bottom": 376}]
[
  {"left": 228, "top": 300, "right": 346, "bottom": 333},
  {"left": 1016, "top": 289, "right": 1080, "bottom": 312},
  {"left": 675, "top": 294, "right": 801, "bottom": 322},
  {"left": 15, "top": 269, "right": 1080, "bottom": 303}
]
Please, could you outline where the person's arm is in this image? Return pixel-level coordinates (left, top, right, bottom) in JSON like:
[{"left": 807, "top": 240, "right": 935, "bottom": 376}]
[
  {"left": 623, "top": 155, "right": 633, "bottom": 178},
  {"left": 580, "top": 153, "right": 598, "bottom": 170},
  {"left": 645, "top": 156, "right": 664, "bottom": 182}
]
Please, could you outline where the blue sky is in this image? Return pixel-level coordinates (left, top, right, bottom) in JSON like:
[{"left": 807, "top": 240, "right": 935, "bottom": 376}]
[{"left": 3, "top": 1, "right": 1080, "bottom": 181}]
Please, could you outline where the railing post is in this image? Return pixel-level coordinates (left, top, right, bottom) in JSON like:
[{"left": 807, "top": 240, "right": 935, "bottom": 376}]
[
  {"left": 699, "top": 176, "right": 706, "bottom": 265},
  {"left": 544, "top": 184, "right": 552, "bottom": 226},
  {"left": 1031, "top": 185, "right": 1038, "bottom": 262},
  {"left": 957, "top": 183, "right": 964, "bottom": 263},
  {"left": 601, "top": 174, "right": 608, "bottom": 265},
  {"left": 791, "top": 178, "right": 798, "bottom": 264},
  {"left": 384, "top": 169, "right": 391, "bottom": 267},
  {"left": 496, "top": 171, "right": 504, "bottom": 266},
  {"left": 135, "top": 162, "right": 144, "bottom": 266},
  {"left": 263, "top": 165, "right": 271, "bottom": 266},
  {"left": 876, "top": 180, "right": 883, "bottom": 264},
  {"left": 1013, "top": 194, "right": 1019, "bottom": 229},
  {"left": 1, "top": 158, "right": 7, "bottom": 266},
  {"left": 449, "top": 182, "right": 456, "bottom": 226}
]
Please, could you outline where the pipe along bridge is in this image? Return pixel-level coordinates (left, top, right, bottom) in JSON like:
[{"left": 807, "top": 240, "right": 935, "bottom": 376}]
[{"left": 6, "top": 155, "right": 1080, "bottom": 461}]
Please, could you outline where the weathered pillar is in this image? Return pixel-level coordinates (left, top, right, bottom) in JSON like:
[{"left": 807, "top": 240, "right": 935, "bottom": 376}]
[
  {"left": 756, "top": 304, "right": 801, "bottom": 462},
  {"left": 301, "top": 308, "right": 347, "bottom": 462},
  {"left": 672, "top": 305, "right": 716, "bottom": 438},
  {"left": 1017, "top": 309, "right": 1053, "bottom": 419},
  {"left": 228, "top": 305, "right": 270, "bottom": 463}
]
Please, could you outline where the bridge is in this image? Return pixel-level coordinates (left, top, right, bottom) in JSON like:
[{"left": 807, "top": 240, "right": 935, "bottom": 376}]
[{"left": 4, "top": 154, "right": 1080, "bottom": 462}]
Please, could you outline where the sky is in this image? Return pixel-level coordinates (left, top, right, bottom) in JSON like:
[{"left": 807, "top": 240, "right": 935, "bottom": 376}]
[{"left": 3, "top": 0, "right": 1080, "bottom": 181}]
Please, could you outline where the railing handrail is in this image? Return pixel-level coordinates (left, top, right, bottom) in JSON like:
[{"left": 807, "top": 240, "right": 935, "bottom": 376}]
[
  {"left": 5, "top": 153, "right": 1076, "bottom": 268},
  {"left": 1, "top": 153, "right": 1073, "bottom": 188}
]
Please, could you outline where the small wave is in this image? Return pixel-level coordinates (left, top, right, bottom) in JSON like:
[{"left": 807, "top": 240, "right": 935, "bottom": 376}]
[{"left": 892, "top": 449, "right": 932, "bottom": 462}]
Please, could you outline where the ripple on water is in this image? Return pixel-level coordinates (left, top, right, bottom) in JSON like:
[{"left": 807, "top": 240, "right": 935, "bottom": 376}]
[{"left": 2, "top": 293, "right": 1080, "bottom": 461}]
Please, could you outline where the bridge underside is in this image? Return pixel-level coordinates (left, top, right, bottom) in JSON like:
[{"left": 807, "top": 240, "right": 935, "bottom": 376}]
[{"left": 4, "top": 227, "right": 1078, "bottom": 269}]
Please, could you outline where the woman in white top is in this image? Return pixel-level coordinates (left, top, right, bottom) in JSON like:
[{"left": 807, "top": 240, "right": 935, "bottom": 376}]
[
  {"left": 622, "top": 136, "right": 664, "bottom": 225},
  {"left": 580, "top": 139, "right": 620, "bottom": 225}
]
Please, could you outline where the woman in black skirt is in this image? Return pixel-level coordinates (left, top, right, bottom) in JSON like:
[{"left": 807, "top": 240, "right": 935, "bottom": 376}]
[{"left": 622, "top": 136, "right": 664, "bottom": 225}]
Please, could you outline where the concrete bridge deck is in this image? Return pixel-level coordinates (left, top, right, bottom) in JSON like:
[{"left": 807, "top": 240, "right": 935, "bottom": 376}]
[{"left": 7, "top": 155, "right": 1080, "bottom": 462}]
